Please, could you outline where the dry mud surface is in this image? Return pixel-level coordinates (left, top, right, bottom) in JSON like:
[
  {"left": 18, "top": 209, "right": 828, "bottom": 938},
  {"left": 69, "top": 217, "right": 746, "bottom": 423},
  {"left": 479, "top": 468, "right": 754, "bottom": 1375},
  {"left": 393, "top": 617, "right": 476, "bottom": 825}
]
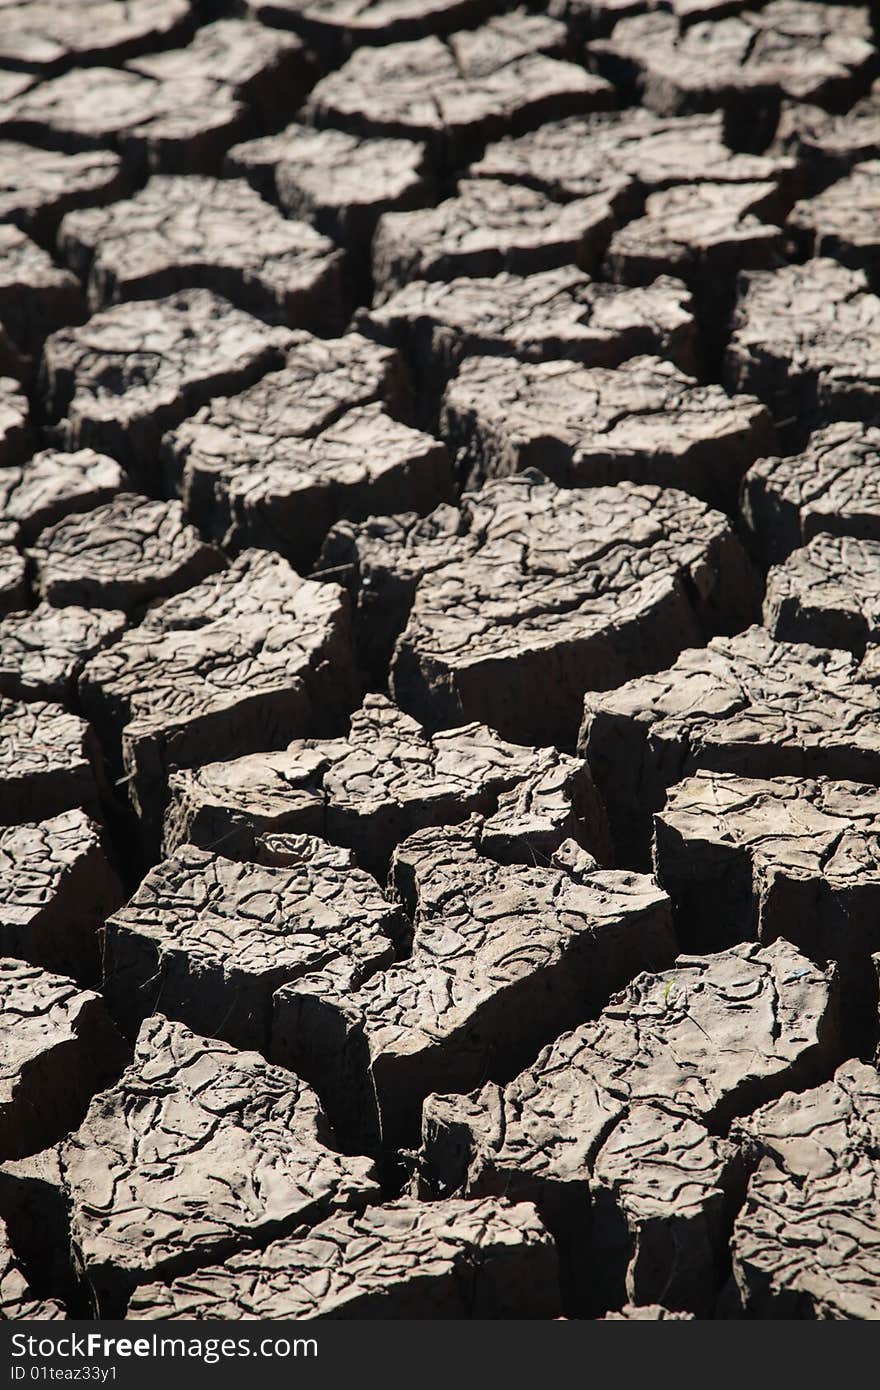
[{"left": 1, "top": 0, "right": 880, "bottom": 1324}]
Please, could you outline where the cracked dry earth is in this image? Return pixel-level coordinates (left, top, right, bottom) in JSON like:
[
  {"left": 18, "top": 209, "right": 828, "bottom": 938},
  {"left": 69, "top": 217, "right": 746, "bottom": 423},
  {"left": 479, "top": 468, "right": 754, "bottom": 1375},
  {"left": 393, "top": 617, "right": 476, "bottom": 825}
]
[{"left": 3, "top": 0, "right": 880, "bottom": 1329}]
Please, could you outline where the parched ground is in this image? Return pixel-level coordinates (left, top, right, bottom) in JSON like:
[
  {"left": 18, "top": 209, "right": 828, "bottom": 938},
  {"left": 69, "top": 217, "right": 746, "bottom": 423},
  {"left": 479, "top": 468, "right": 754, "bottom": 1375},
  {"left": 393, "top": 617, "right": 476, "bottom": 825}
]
[{"left": 1, "top": 0, "right": 880, "bottom": 1325}]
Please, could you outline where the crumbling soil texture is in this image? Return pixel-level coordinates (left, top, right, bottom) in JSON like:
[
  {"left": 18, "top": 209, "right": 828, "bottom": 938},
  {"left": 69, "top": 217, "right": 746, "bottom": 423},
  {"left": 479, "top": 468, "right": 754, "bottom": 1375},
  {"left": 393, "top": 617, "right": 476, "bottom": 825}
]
[{"left": 1, "top": 0, "right": 879, "bottom": 1324}]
